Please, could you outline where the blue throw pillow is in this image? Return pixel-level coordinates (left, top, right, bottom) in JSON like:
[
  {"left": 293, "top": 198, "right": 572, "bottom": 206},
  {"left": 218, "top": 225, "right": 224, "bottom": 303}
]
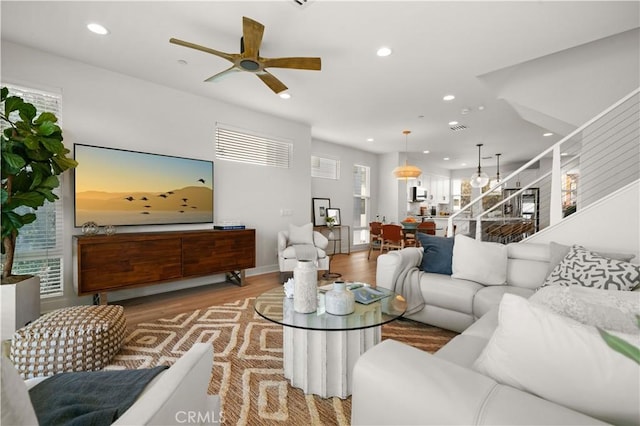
[{"left": 416, "top": 233, "right": 454, "bottom": 275}]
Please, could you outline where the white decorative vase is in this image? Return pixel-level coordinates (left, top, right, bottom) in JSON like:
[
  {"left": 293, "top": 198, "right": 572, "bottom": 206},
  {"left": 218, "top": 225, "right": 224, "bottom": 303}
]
[
  {"left": 293, "top": 260, "right": 318, "bottom": 313},
  {"left": 325, "top": 281, "right": 355, "bottom": 315}
]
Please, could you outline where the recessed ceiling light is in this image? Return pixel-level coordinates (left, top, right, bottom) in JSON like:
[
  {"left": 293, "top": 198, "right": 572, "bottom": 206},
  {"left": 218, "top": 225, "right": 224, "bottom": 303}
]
[
  {"left": 443, "top": 94, "right": 455, "bottom": 101},
  {"left": 366, "top": 138, "right": 374, "bottom": 142},
  {"left": 443, "top": 157, "right": 450, "bottom": 161},
  {"left": 543, "top": 132, "right": 554, "bottom": 137},
  {"left": 560, "top": 152, "right": 568, "bottom": 156},
  {"left": 423, "top": 150, "right": 430, "bottom": 154},
  {"left": 87, "top": 23, "right": 109, "bottom": 35},
  {"left": 448, "top": 121, "right": 458, "bottom": 126},
  {"left": 461, "top": 162, "right": 467, "bottom": 166},
  {"left": 376, "top": 47, "right": 392, "bottom": 57},
  {"left": 279, "top": 92, "right": 291, "bottom": 99}
]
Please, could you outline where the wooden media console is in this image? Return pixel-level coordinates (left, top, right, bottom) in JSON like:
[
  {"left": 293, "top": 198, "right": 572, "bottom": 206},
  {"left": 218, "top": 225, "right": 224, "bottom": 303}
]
[{"left": 75, "top": 229, "right": 255, "bottom": 304}]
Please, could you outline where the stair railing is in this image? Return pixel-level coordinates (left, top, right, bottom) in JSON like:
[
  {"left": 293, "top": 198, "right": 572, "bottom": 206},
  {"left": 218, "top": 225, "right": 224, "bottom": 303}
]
[{"left": 448, "top": 87, "right": 639, "bottom": 239}]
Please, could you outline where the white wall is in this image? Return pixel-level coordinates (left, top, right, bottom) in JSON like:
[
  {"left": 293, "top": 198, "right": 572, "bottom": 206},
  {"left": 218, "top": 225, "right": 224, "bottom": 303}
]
[
  {"left": 528, "top": 180, "right": 640, "bottom": 262},
  {"left": 311, "top": 139, "right": 379, "bottom": 250},
  {"left": 481, "top": 28, "right": 640, "bottom": 128},
  {"left": 376, "top": 152, "right": 402, "bottom": 224},
  {"left": 2, "top": 41, "right": 314, "bottom": 310}
]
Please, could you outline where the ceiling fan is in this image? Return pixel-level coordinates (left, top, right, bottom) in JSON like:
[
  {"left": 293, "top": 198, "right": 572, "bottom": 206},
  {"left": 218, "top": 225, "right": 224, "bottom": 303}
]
[{"left": 169, "top": 16, "right": 321, "bottom": 94}]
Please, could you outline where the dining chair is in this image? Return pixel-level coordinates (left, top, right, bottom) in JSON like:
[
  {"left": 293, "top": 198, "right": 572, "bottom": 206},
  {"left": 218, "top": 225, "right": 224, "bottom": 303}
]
[
  {"left": 416, "top": 221, "right": 436, "bottom": 236},
  {"left": 367, "top": 221, "right": 383, "bottom": 259},
  {"left": 380, "top": 224, "right": 404, "bottom": 253}
]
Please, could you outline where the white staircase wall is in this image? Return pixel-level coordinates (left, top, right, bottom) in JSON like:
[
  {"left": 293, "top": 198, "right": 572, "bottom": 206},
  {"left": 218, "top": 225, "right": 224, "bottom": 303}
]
[{"left": 527, "top": 180, "right": 639, "bottom": 262}]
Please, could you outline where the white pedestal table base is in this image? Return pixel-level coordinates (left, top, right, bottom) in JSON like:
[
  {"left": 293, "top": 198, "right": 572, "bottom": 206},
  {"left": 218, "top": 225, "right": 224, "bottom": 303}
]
[{"left": 283, "top": 325, "right": 381, "bottom": 399}]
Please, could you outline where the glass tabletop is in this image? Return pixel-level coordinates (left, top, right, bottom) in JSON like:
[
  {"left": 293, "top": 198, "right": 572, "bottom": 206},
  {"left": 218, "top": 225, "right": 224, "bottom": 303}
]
[{"left": 254, "top": 285, "right": 407, "bottom": 331}]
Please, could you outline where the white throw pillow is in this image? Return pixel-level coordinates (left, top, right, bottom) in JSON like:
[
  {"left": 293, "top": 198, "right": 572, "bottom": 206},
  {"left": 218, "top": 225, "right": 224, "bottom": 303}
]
[
  {"left": 1, "top": 357, "right": 39, "bottom": 426},
  {"left": 473, "top": 294, "right": 640, "bottom": 426},
  {"left": 451, "top": 234, "right": 507, "bottom": 285},
  {"left": 530, "top": 285, "right": 640, "bottom": 334},
  {"left": 544, "top": 245, "right": 639, "bottom": 291},
  {"left": 288, "top": 223, "right": 314, "bottom": 245}
]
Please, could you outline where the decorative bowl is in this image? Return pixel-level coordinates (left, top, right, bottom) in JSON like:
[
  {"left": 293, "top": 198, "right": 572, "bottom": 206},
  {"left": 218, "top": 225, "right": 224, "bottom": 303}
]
[{"left": 401, "top": 221, "right": 418, "bottom": 229}]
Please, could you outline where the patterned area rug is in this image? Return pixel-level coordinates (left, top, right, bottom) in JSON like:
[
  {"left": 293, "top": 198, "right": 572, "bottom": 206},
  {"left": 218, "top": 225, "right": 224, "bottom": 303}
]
[{"left": 107, "top": 297, "right": 457, "bottom": 425}]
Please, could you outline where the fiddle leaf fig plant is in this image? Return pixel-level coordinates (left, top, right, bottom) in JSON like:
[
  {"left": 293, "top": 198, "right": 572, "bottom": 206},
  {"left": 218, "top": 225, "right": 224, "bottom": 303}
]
[{"left": 1, "top": 86, "right": 78, "bottom": 282}]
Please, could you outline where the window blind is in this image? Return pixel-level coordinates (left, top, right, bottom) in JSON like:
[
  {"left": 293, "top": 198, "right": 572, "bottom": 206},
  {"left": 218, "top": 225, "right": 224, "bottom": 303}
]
[
  {"left": 312, "top": 155, "right": 340, "bottom": 179},
  {"left": 216, "top": 125, "right": 291, "bottom": 168},
  {"left": 1, "top": 84, "right": 64, "bottom": 297}
]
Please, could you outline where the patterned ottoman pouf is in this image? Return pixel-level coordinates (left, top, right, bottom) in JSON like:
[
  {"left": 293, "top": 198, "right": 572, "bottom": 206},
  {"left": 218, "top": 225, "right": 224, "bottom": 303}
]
[{"left": 9, "top": 305, "right": 126, "bottom": 379}]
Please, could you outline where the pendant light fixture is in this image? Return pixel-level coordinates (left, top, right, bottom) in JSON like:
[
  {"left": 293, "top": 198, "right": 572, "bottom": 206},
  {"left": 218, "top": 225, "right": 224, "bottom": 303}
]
[
  {"left": 495, "top": 153, "right": 502, "bottom": 183},
  {"left": 470, "top": 143, "right": 489, "bottom": 188},
  {"left": 393, "top": 130, "right": 422, "bottom": 180}
]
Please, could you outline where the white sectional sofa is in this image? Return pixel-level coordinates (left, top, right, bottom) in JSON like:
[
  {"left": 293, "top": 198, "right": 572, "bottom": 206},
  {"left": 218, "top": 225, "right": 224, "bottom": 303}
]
[
  {"left": 376, "top": 236, "right": 551, "bottom": 332},
  {"left": 353, "top": 236, "right": 640, "bottom": 425}
]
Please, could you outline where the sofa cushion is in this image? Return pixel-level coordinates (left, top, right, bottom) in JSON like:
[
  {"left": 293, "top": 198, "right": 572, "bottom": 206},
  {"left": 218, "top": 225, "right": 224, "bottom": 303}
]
[
  {"left": 473, "top": 294, "right": 640, "bottom": 426},
  {"left": 544, "top": 245, "right": 639, "bottom": 291},
  {"left": 473, "top": 286, "right": 534, "bottom": 319},
  {"left": 419, "top": 272, "right": 483, "bottom": 314},
  {"left": 288, "top": 223, "right": 314, "bottom": 245},
  {"left": 281, "top": 245, "right": 326, "bottom": 260},
  {"left": 547, "top": 241, "right": 636, "bottom": 275},
  {"left": 416, "top": 234, "right": 454, "bottom": 275},
  {"left": 452, "top": 234, "right": 508, "bottom": 285},
  {"left": 529, "top": 285, "right": 640, "bottom": 334}
]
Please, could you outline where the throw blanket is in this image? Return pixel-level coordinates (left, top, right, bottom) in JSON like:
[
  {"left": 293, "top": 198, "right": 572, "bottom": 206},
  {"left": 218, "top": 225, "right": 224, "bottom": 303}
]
[
  {"left": 29, "top": 366, "right": 167, "bottom": 426},
  {"left": 389, "top": 248, "right": 426, "bottom": 315},
  {"left": 294, "top": 244, "right": 318, "bottom": 262}
]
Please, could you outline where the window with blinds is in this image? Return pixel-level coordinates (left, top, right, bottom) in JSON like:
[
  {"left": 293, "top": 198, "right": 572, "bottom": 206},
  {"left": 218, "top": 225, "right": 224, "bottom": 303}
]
[
  {"left": 1, "top": 84, "right": 64, "bottom": 297},
  {"left": 215, "top": 125, "right": 291, "bottom": 168},
  {"left": 352, "top": 165, "right": 370, "bottom": 245},
  {"left": 311, "top": 155, "right": 340, "bottom": 179}
]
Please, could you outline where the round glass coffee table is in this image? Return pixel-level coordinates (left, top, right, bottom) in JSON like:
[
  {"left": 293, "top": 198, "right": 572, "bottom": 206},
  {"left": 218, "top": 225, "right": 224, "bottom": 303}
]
[{"left": 255, "top": 285, "right": 407, "bottom": 398}]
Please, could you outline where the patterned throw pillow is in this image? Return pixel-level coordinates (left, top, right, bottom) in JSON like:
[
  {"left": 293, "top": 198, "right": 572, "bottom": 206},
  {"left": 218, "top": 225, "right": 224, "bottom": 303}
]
[{"left": 543, "top": 245, "right": 640, "bottom": 291}]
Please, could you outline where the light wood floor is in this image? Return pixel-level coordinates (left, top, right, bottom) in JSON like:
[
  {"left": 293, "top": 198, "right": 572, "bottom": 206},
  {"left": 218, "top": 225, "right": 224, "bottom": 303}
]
[{"left": 119, "top": 249, "right": 380, "bottom": 327}]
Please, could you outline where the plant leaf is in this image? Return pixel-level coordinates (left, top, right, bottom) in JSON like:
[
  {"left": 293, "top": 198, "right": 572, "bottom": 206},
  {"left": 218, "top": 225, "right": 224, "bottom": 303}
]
[
  {"left": 34, "top": 112, "right": 57, "bottom": 125},
  {"left": 598, "top": 328, "right": 640, "bottom": 364},
  {"left": 3, "top": 95, "right": 23, "bottom": 117},
  {"left": 37, "top": 121, "right": 58, "bottom": 137},
  {"left": 9, "top": 192, "right": 45, "bottom": 209},
  {"left": 2, "top": 152, "right": 25, "bottom": 171}
]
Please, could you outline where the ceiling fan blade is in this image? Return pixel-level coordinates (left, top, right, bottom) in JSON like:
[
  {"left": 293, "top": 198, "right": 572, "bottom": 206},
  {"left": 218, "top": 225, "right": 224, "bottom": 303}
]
[
  {"left": 204, "top": 66, "right": 241, "bottom": 83},
  {"left": 242, "top": 16, "right": 264, "bottom": 58},
  {"left": 262, "top": 57, "right": 322, "bottom": 71},
  {"left": 169, "top": 38, "right": 238, "bottom": 63},
  {"left": 257, "top": 71, "right": 288, "bottom": 94}
]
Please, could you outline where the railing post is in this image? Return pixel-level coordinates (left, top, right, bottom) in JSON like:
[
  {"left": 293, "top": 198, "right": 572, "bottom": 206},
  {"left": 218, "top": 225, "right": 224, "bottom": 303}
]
[
  {"left": 550, "top": 144, "right": 563, "bottom": 225},
  {"left": 475, "top": 217, "right": 482, "bottom": 240}
]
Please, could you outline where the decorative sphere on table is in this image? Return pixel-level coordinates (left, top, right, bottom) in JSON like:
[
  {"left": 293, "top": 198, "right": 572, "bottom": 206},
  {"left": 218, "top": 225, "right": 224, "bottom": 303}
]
[
  {"left": 325, "top": 281, "right": 355, "bottom": 315},
  {"left": 293, "top": 260, "right": 318, "bottom": 313},
  {"left": 81, "top": 221, "right": 99, "bottom": 235},
  {"left": 103, "top": 225, "right": 117, "bottom": 236}
]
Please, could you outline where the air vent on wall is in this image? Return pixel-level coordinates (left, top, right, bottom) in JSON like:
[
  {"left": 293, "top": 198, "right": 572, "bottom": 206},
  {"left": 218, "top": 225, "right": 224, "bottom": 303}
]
[{"left": 450, "top": 124, "right": 468, "bottom": 131}]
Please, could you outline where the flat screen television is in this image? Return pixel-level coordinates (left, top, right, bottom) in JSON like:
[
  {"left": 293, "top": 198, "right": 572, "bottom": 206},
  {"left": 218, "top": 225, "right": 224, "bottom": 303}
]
[{"left": 73, "top": 144, "right": 214, "bottom": 227}]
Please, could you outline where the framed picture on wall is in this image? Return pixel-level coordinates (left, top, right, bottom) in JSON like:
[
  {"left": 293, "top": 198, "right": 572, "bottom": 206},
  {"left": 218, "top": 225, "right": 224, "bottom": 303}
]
[
  {"left": 312, "top": 198, "right": 331, "bottom": 226},
  {"left": 326, "top": 208, "right": 341, "bottom": 226}
]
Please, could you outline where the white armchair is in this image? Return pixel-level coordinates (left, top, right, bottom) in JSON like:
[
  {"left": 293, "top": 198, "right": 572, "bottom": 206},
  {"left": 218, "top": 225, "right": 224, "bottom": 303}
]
[{"left": 278, "top": 223, "right": 329, "bottom": 282}]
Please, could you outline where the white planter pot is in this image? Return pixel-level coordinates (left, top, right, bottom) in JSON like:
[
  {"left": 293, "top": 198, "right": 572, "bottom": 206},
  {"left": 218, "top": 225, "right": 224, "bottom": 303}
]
[{"left": 1, "top": 275, "right": 40, "bottom": 341}]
